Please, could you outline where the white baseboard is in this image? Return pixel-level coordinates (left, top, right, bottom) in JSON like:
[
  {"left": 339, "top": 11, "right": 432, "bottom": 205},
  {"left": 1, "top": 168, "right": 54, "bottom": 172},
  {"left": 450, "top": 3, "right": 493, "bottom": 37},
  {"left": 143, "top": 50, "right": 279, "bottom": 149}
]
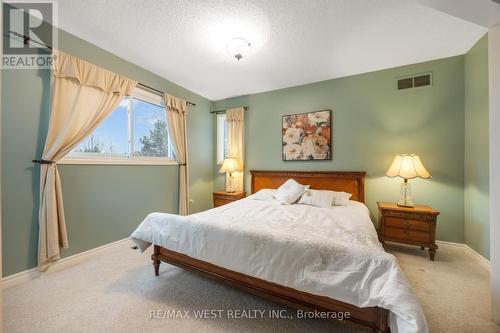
[
  {"left": 2, "top": 237, "right": 130, "bottom": 290},
  {"left": 436, "top": 240, "right": 491, "bottom": 271}
]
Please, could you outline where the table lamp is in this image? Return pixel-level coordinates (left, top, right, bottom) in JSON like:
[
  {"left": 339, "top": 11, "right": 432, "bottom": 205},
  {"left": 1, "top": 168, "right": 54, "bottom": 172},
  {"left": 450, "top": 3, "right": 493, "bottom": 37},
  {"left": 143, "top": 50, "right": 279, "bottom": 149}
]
[
  {"left": 386, "top": 154, "right": 430, "bottom": 207},
  {"left": 219, "top": 157, "right": 243, "bottom": 192}
]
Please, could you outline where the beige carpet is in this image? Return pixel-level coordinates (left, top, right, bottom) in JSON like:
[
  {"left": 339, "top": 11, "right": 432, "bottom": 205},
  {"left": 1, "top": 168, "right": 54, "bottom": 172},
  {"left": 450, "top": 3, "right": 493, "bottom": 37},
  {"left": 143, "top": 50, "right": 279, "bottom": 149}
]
[{"left": 3, "top": 240, "right": 499, "bottom": 333}]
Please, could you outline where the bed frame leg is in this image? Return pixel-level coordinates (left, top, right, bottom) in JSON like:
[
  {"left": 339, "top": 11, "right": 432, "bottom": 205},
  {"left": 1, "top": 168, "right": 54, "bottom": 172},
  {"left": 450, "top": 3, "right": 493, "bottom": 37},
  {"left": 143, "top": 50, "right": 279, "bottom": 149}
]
[
  {"left": 151, "top": 245, "right": 161, "bottom": 276},
  {"left": 375, "top": 308, "right": 390, "bottom": 333}
]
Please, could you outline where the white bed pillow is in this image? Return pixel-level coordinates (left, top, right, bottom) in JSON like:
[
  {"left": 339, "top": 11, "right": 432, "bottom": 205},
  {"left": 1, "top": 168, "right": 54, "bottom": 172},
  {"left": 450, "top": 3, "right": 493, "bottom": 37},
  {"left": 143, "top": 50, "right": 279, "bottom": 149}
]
[
  {"left": 298, "top": 189, "right": 353, "bottom": 207},
  {"left": 273, "top": 179, "right": 309, "bottom": 205},
  {"left": 248, "top": 189, "right": 276, "bottom": 201},
  {"left": 297, "top": 189, "right": 335, "bottom": 208},
  {"left": 331, "top": 191, "right": 352, "bottom": 206}
]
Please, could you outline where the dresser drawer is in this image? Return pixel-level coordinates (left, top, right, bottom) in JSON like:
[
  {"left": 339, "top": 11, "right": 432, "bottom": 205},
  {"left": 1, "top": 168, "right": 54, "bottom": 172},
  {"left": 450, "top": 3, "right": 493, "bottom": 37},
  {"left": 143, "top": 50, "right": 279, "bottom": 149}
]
[
  {"left": 213, "top": 191, "right": 246, "bottom": 208},
  {"left": 384, "top": 227, "right": 430, "bottom": 243},
  {"left": 213, "top": 198, "right": 232, "bottom": 207},
  {"left": 384, "top": 216, "right": 430, "bottom": 232}
]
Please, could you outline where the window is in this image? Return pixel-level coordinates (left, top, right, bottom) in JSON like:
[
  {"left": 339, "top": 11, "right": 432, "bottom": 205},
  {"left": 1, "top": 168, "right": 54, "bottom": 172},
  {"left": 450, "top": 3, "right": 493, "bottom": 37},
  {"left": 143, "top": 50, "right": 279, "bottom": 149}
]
[
  {"left": 60, "top": 86, "right": 176, "bottom": 165},
  {"left": 216, "top": 113, "right": 228, "bottom": 165}
]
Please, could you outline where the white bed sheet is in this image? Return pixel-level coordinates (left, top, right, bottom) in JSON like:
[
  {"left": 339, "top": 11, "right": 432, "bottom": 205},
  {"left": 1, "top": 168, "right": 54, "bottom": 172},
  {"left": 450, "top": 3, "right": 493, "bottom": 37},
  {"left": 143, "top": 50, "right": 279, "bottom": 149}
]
[{"left": 131, "top": 197, "right": 427, "bottom": 333}]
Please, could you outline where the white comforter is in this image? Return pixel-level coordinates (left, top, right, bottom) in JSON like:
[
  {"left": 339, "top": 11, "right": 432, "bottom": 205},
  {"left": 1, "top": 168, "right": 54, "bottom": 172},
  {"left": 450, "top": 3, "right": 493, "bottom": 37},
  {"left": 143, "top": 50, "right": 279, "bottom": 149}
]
[{"left": 131, "top": 197, "right": 427, "bottom": 333}]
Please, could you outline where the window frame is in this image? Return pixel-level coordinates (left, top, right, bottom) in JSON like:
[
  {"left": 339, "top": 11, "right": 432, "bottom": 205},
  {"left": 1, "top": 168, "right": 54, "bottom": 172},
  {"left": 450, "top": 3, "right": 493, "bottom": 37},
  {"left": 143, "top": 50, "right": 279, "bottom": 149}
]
[
  {"left": 216, "top": 113, "right": 227, "bottom": 165},
  {"left": 59, "top": 86, "right": 178, "bottom": 166}
]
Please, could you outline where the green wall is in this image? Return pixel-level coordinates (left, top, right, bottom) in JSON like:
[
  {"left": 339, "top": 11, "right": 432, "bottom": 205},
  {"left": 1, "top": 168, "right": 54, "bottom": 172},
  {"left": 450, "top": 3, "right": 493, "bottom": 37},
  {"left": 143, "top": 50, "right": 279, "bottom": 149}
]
[
  {"left": 465, "top": 35, "right": 490, "bottom": 259},
  {"left": 213, "top": 56, "right": 467, "bottom": 243},
  {"left": 1, "top": 29, "right": 214, "bottom": 276}
]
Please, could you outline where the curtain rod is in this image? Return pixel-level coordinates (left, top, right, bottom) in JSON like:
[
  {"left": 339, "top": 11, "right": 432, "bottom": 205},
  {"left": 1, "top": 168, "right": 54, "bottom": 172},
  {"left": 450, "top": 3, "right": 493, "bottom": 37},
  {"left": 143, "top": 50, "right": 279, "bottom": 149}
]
[
  {"left": 5, "top": 31, "right": 53, "bottom": 49},
  {"left": 5, "top": 31, "right": 196, "bottom": 107},
  {"left": 210, "top": 106, "right": 250, "bottom": 114},
  {"left": 137, "top": 83, "right": 196, "bottom": 107}
]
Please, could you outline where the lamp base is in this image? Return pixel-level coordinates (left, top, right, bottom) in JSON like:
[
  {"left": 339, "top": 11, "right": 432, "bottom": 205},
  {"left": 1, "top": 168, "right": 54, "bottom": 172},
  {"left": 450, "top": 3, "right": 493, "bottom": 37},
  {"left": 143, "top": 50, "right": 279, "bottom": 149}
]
[
  {"left": 398, "top": 180, "right": 414, "bottom": 208},
  {"left": 225, "top": 172, "right": 234, "bottom": 193}
]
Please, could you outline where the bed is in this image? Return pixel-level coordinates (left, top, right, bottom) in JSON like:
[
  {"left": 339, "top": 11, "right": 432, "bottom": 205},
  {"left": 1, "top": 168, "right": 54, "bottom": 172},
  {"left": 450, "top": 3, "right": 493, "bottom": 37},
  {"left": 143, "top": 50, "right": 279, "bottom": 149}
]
[{"left": 131, "top": 170, "right": 427, "bottom": 333}]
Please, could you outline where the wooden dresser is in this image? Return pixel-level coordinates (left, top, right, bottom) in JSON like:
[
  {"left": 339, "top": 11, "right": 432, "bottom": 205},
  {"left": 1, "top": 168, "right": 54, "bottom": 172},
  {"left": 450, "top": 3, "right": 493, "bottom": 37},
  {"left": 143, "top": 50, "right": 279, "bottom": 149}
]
[
  {"left": 377, "top": 201, "right": 440, "bottom": 261},
  {"left": 212, "top": 191, "right": 246, "bottom": 207}
]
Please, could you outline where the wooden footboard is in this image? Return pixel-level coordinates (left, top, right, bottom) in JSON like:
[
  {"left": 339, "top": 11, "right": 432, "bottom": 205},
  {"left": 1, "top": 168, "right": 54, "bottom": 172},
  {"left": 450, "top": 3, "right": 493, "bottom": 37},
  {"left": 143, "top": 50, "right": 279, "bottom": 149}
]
[{"left": 152, "top": 245, "right": 390, "bottom": 333}]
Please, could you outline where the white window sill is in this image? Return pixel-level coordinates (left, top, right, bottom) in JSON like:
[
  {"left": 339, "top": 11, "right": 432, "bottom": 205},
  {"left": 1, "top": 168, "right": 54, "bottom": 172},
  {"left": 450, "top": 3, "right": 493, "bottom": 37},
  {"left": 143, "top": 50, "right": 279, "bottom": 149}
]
[{"left": 58, "top": 158, "right": 179, "bottom": 166}]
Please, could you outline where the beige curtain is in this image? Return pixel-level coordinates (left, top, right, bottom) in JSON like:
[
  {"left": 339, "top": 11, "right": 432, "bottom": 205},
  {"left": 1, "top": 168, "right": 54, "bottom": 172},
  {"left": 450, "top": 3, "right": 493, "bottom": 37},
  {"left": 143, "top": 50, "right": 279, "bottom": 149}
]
[
  {"left": 38, "top": 50, "right": 137, "bottom": 271},
  {"left": 226, "top": 107, "right": 245, "bottom": 192},
  {"left": 165, "top": 94, "right": 189, "bottom": 215}
]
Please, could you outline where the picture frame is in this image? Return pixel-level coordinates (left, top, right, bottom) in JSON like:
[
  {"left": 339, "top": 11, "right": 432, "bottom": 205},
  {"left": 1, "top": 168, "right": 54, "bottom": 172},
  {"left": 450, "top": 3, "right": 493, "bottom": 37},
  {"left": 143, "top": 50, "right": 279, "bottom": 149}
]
[{"left": 282, "top": 109, "right": 332, "bottom": 161}]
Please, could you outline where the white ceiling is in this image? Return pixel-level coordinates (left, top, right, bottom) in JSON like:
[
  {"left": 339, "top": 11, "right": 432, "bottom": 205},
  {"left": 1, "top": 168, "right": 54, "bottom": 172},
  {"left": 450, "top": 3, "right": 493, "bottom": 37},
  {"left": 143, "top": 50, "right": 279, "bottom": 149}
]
[
  {"left": 417, "top": 0, "right": 500, "bottom": 28},
  {"left": 56, "top": 0, "right": 488, "bottom": 101}
]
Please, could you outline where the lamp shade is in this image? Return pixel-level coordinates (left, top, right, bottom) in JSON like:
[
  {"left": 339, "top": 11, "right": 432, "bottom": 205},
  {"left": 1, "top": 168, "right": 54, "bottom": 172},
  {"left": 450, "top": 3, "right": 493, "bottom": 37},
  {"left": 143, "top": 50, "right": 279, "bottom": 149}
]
[
  {"left": 219, "top": 157, "right": 243, "bottom": 174},
  {"left": 386, "top": 154, "right": 431, "bottom": 180}
]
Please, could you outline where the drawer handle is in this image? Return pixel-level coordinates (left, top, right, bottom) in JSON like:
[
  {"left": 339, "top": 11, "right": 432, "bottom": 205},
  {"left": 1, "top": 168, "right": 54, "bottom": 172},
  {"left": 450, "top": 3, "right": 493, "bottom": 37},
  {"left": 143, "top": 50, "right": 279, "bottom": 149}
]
[
  {"left": 403, "top": 230, "right": 410, "bottom": 236},
  {"left": 404, "top": 220, "right": 412, "bottom": 227}
]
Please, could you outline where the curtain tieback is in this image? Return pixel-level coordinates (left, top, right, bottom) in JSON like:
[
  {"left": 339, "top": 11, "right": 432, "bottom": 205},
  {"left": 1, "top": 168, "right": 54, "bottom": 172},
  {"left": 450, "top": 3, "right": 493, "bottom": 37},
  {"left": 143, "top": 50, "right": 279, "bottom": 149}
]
[
  {"left": 178, "top": 163, "right": 187, "bottom": 166},
  {"left": 32, "top": 159, "right": 55, "bottom": 164}
]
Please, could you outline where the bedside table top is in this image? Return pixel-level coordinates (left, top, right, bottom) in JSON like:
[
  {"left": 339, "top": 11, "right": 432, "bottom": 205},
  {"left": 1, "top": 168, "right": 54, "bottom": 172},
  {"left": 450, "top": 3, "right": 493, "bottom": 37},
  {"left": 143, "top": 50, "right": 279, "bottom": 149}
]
[
  {"left": 377, "top": 201, "right": 439, "bottom": 215},
  {"left": 213, "top": 191, "right": 246, "bottom": 197}
]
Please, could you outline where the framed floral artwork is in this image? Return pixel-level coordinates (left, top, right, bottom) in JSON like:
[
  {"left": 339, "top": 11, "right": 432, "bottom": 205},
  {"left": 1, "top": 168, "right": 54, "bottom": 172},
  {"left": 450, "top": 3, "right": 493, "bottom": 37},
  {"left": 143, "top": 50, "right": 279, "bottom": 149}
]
[{"left": 282, "top": 110, "right": 332, "bottom": 161}]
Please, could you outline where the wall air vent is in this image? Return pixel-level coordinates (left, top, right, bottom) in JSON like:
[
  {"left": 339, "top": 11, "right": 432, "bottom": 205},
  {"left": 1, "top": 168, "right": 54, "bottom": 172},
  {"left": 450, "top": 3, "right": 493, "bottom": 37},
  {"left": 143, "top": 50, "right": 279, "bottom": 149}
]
[{"left": 397, "top": 73, "right": 432, "bottom": 90}]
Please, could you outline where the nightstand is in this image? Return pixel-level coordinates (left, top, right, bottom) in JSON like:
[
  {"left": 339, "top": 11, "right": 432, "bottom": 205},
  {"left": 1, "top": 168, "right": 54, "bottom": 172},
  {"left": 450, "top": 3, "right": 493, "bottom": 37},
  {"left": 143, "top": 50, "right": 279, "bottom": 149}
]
[
  {"left": 213, "top": 191, "right": 246, "bottom": 207},
  {"left": 377, "top": 201, "right": 440, "bottom": 261}
]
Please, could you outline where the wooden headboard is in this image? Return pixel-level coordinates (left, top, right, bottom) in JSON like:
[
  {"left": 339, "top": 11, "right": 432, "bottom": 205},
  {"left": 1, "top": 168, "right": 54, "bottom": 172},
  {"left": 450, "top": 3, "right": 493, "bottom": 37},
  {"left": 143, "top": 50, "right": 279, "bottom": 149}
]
[{"left": 250, "top": 170, "right": 366, "bottom": 203}]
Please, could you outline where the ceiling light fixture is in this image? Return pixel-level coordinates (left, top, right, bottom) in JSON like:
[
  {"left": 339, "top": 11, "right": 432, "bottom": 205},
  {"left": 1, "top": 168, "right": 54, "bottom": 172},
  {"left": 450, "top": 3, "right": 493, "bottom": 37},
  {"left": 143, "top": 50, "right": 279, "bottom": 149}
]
[{"left": 226, "top": 37, "right": 251, "bottom": 61}]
